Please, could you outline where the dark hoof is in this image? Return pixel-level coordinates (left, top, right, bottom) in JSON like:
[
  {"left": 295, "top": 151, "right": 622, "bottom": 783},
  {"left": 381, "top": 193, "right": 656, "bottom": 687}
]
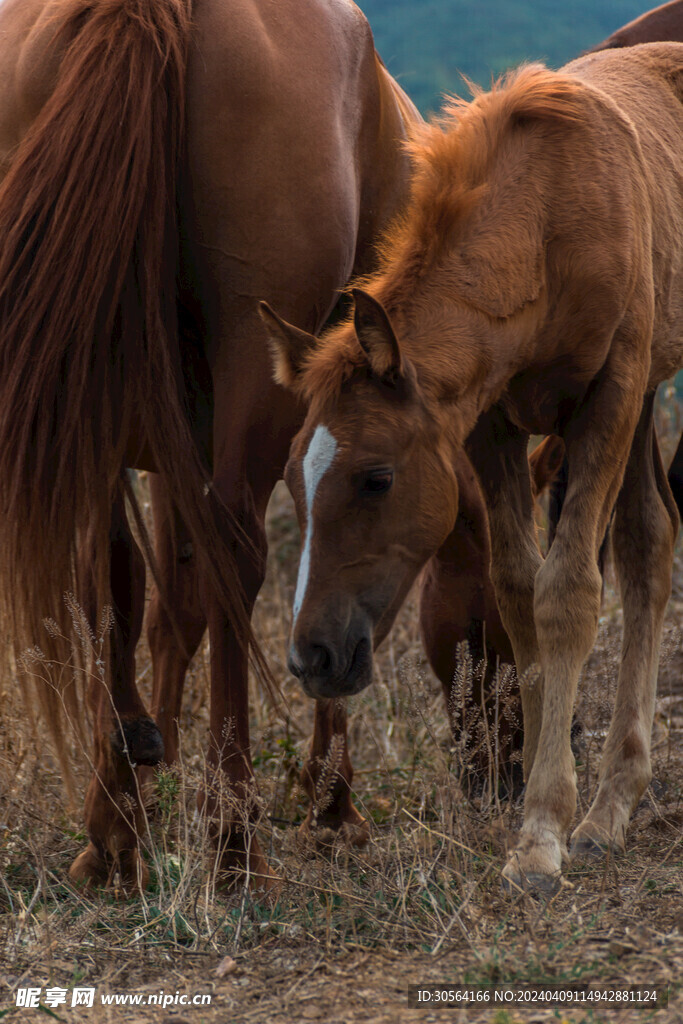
[
  {"left": 570, "top": 837, "right": 605, "bottom": 860},
  {"left": 570, "top": 835, "right": 621, "bottom": 862},
  {"left": 111, "top": 716, "right": 164, "bottom": 766},
  {"left": 501, "top": 869, "right": 562, "bottom": 898}
]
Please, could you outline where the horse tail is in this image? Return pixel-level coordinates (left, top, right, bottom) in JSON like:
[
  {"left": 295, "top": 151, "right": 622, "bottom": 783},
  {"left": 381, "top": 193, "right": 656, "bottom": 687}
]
[{"left": 0, "top": 0, "right": 271, "bottom": 773}]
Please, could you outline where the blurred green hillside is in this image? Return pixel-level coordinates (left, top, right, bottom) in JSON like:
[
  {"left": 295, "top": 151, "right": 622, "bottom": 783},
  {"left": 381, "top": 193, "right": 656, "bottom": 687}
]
[{"left": 361, "top": 0, "right": 647, "bottom": 112}]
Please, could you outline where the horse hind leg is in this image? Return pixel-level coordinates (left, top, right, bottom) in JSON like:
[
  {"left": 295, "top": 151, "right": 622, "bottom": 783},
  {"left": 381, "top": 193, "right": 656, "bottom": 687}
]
[
  {"left": 571, "top": 395, "right": 678, "bottom": 859},
  {"left": 299, "top": 699, "right": 369, "bottom": 848},
  {"left": 70, "top": 483, "right": 163, "bottom": 889},
  {"left": 199, "top": 451, "right": 281, "bottom": 892},
  {"left": 146, "top": 474, "right": 206, "bottom": 772}
]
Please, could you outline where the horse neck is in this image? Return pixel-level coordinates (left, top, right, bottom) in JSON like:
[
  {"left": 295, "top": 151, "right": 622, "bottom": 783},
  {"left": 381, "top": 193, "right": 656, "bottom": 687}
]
[{"left": 404, "top": 294, "right": 545, "bottom": 445}]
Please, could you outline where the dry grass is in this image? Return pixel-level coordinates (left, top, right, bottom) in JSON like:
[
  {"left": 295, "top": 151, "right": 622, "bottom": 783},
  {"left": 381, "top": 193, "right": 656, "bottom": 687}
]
[{"left": 1, "top": 410, "right": 682, "bottom": 1022}]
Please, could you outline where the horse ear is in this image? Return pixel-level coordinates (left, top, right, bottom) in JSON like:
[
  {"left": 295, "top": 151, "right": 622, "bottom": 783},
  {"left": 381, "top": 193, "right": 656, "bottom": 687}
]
[
  {"left": 259, "top": 302, "right": 317, "bottom": 388},
  {"left": 352, "top": 288, "right": 403, "bottom": 379}
]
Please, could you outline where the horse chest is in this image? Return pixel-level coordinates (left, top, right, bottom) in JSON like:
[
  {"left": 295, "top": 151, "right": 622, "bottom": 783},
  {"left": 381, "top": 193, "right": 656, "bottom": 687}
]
[{"left": 499, "top": 369, "right": 594, "bottom": 436}]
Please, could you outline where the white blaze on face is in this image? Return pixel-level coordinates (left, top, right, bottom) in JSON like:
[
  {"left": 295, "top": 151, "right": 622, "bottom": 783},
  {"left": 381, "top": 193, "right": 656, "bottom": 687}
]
[{"left": 293, "top": 424, "right": 338, "bottom": 625}]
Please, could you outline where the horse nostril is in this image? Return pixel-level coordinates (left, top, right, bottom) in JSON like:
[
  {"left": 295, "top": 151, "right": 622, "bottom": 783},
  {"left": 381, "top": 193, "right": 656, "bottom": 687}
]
[
  {"left": 287, "top": 649, "right": 304, "bottom": 678},
  {"left": 288, "top": 641, "right": 334, "bottom": 679},
  {"left": 309, "top": 643, "right": 332, "bottom": 677}
]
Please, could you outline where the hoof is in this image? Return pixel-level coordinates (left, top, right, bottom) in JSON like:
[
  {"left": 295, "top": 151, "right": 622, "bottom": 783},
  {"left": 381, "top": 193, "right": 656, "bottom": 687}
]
[
  {"left": 501, "top": 862, "right": 562, "bottom": 897},
  {"left": 298, "top": 805, "right": 370, "bottom": 853},
  {"left": 214, "top": 833, "right": 282, "bottom": 897},
  {"left": 570, "top": 824, "right": 625, "bottom": 862},
  {"left": 69, "top": 843, "right": 149, "bottom": 891},
  {"left": 501, "top": 829, "right": 565, "bottom": 897},
  {"left": 111, "top": 716, "right": 164, "bottom": 767},
  {"left": 570, "top": 836, "right": 610, "bottom": 861}
]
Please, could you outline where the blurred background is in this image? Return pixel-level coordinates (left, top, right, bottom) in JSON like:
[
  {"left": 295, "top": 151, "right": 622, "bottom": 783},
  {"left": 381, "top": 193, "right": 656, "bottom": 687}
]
[{"left": 362, "top": 0, "right": 645, "bottom": 113}]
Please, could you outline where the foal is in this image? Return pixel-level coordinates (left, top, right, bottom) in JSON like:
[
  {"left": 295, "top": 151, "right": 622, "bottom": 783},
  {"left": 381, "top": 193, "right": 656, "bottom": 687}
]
[{"left": 263, "top": 45, "right": 683, "bottom": 892}]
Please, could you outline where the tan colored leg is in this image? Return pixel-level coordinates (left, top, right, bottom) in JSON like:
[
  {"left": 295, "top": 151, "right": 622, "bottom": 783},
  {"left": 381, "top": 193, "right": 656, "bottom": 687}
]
[
  {"left": 499, "top": 374, "right": 643, "bottom": 892},
  {"left": 571, "top": 395, "right": 678, "bottom": 857}
]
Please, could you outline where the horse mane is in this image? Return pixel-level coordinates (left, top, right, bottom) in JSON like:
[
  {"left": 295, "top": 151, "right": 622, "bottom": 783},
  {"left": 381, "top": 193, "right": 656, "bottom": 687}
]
[
  {"left": 298, "top": 64, "right": 587, "bottom": 410},
  {"left": 380, "top": 64, "right": 586, "bottom": 301}
]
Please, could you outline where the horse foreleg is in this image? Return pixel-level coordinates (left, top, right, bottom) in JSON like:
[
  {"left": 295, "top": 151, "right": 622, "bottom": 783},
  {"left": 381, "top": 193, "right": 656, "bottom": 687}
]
[
  {"left": 299, "top": 698, "right": 369, "bottom": 846},
  {"left": 571, "top": 395, "right": 678, "bottom": 858},
  {"left": 70, "top": 484, "right": 162, "bottom": 889},
  {"left": 498, "top": 372, "right": 643, "bottom": 892}
]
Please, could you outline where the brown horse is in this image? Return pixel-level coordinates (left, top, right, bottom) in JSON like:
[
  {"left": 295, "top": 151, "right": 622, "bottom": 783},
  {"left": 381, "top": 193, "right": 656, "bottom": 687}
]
[
  {"left": 0, "top": 0, "right": 423, "bottom": 889},
  {"left": 0, "top": 0, "right": 547, "bottom": 888},
  {"left": 264, "top": 43, "right": 683, "bottom": 893},
  {"left": 591, "top": 0, "right": 683, "bottom": 51}
]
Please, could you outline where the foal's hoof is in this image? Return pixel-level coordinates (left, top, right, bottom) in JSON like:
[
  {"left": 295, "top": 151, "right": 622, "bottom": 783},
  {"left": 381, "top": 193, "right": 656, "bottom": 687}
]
[
  {"left": 501, "top": 863, "right": 562, "bottom": 897},
  {"left": 111, "top": 716, "right": 164, "bottom": 767},
  {"left": 69, "top": 843, "right": 149, "bottom": 891},
  {"left": 570, "top": 836, "right": 610, "bottom": 861},
  {"left": 570, "top": 824, "right": 625, "bottom": 862},
  {"left": 501, "top": 833, "right": 564, "bottom": 897}
]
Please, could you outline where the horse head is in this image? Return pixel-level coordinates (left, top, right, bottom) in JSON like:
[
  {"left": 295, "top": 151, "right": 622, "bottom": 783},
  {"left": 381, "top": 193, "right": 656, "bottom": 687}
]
[{"left": 261, "top": 290, "right": 460, "bottom": 698}]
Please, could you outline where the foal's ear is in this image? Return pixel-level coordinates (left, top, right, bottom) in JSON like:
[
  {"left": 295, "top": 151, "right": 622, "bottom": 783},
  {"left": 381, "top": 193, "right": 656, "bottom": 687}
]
[
  {"left": 259, "top": 302, "right": 318, "bottom": 388},
  {"left": 352, "top": 289, "right": 403, "bottom": 380}
]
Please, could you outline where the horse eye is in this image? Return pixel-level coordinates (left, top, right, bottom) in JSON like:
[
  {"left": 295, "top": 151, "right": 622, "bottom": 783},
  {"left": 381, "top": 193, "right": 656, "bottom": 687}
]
[{"left": 360, "top": 470, "right": 394, "bottom": 496}]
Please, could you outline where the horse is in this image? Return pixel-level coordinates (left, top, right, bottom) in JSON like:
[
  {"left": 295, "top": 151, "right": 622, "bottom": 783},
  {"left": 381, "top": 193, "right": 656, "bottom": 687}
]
[
  {"left": 0, "top": 0, "right": 426, "bottom": 890},
  {"left": 263, "top": 43, "right": 683, "bottom": 893}
]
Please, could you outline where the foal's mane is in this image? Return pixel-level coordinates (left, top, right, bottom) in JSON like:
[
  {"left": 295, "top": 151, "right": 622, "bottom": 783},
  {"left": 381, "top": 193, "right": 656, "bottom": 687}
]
[{"left": 300, "top": 64, "right": 586, "bottom": 410}]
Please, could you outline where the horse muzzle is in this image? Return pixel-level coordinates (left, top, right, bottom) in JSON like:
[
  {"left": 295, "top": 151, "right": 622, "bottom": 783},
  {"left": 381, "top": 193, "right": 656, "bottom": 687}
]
[{"left": 288, "top": 632, "right": 373, "bottom": 699}]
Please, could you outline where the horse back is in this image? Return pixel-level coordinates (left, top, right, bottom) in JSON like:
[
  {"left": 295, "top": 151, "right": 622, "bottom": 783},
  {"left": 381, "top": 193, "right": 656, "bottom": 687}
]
[
  {"left": 566, "top": 43, "right": 683, "bottom": 386},
  {"left": 589, "top": 1, "right": 683, "bottom": 52}
]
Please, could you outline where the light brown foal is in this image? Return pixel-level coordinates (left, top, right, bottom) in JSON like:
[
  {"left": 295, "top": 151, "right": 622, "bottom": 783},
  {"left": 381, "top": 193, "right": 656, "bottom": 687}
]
[{"left": 264, "top": 45, "right": 683, "bottom": 893}]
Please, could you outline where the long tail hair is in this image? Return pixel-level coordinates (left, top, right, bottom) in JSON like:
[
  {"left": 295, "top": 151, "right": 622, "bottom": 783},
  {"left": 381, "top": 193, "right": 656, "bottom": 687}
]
[{"left": 0, "top": 0, "right": 270, "bottom": 775}]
